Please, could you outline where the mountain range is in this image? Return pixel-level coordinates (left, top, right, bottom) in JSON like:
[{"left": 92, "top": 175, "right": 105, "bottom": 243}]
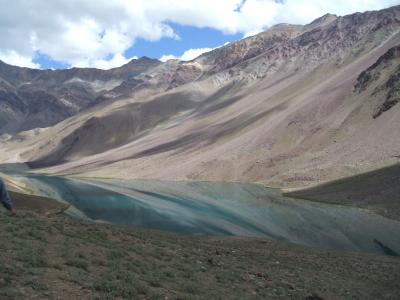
[{"left": 1, "top": 5, "right": 399, "bottom": 189}]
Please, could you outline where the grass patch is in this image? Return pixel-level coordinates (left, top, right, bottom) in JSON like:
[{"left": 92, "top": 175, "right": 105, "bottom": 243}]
[
  {"left": 65, "top": 258, "right": 89, "bottom": 271},
  {"left": 94, "top": 277, "right": 149, "bottom": 298},
  {"left": 107, "top": 249, "right": 127, "bottom": 260},
  {"left": 24, "top": 279, "right": 49, "bottom": 291},
  {"left": 17, "top": 248, "right": 48, "bottom": 268},
  {"left": 0, "top": 287, "right": 23, "bottom": 299},
  {"left": 62, "top": 250, "right": 90, "bottom": 271},
  {"left": 183, "top": 282, "right": 201, "bottom": 294}
]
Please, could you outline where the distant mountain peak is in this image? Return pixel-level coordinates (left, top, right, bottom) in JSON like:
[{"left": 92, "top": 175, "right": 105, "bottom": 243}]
[
  {"left": 138, "top": 56, "right": 159, "bottom": 61},
  {"left": 308, "top": 13, "right": 338, "bottom": 28},
  {"left": 123, "top": 56, "right": 160, "bottom": 68},
  {"left": 126, "top": 56, "right": 160, "bottom": 64}
]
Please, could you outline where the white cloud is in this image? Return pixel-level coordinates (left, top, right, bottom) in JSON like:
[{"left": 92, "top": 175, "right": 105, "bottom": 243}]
[
  {"left": 159, "top": 54, "right": 178, "bottom": 62},
  {"left": 160, "top": 47, "right": 214, "bottom": 62},
  {"left": 0, "top": 0, "right": 398, "bottom": 69},
  {"left": 160, "top": 42, "right": 233, "bottom": 62},
  {"left": 0, "top": 50, "right": 40, "bottom": 68},
  {"left": 75, "top": 53, "right": 138, "bottom": 69},
  {"left": 180, "top": 48, "right": 215, "bottom": 60}
]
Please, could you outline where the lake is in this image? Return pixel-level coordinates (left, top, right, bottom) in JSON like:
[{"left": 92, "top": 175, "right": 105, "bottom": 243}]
[{"left": 7, "top": 173, "right": 400, "bottom": 255}]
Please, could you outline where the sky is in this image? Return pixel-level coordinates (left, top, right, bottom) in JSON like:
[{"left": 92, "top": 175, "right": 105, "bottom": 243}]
[{"left": 0, "top": 0, "right": 398, "bottom": 70}]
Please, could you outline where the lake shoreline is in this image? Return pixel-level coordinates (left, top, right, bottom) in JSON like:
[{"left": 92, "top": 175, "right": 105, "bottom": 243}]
[
  {"left": 4, "top": 166, "right": 399, "bottom": 222},
  {"left": 3, "top": 172, "right": 400, "bottom": 256}
]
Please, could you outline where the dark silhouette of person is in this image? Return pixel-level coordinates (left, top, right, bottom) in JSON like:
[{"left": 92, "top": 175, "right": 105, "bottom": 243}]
[{"left": 0, "top": 178, "right": 14, "bottom": 215}]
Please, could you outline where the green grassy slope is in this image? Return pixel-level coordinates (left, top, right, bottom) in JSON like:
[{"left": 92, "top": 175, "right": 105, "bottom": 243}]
[{"left": 0, "top": 193, "right": 399, "bottom": 299}]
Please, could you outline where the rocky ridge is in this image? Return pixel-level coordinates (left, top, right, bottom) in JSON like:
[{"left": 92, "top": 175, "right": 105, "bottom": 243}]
[{"left": 0, "top": 5, "right": 399, "bottom": 188}]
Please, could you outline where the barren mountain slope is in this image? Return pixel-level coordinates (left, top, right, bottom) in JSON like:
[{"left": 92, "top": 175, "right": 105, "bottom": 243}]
[
  {"left": 1, "top": 6, "right": 399, "bottom": 188},
  {"left": 0, "top": 57, "right": 161, "bottom": 133}
]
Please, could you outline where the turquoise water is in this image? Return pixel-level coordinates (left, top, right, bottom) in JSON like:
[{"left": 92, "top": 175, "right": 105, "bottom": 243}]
[{"left": 10, "top": 174, "right": 400, "bottom": 255}]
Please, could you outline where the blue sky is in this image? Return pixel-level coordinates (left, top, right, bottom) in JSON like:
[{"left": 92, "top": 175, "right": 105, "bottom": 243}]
[
  {"left": 33, "top": 54, "right": 70, "bottom": 70},
  {"left": 126, "top": 24, "right": 242, "bottom": 60},
  {"left": 34, "top": 24, "right": 243, "bottom": 69},
  {"left": 0, "top": 0, "right": 398, "bottom": 69}
]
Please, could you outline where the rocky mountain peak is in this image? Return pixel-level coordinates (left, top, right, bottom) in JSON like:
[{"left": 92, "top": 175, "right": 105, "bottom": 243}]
[
  {"left": 1, "top": 5, "right": 399, "bottom": 136},
  {"left": 308, "top": 13, "right": 338, "bottom": 27}
]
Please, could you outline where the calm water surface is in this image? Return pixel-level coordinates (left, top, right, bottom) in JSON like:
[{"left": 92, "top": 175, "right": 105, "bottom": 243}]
[{"left": 9, "top": 174, "right": 400, "bottom": 255}]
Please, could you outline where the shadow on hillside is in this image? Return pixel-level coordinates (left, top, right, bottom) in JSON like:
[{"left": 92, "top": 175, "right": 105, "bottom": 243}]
[{"left": 285, "top": 163, "right": 400, "bottom": 220}]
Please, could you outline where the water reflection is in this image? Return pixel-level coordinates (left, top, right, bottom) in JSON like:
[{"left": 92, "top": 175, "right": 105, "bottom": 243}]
[{"left": 11, "top": 175, "right": 400, "bottom": 255}]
